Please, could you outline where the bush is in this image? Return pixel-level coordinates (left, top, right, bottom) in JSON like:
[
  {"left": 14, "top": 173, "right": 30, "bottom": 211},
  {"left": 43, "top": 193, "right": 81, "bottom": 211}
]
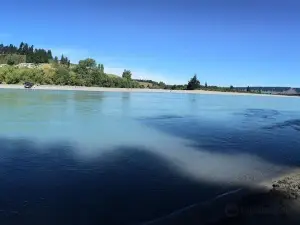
[
  {"left": 54, "top": 66, "right": 70, "bottom": 85},
  {"left": 5, "top": 68, "right": 20, "bottom": 84}
]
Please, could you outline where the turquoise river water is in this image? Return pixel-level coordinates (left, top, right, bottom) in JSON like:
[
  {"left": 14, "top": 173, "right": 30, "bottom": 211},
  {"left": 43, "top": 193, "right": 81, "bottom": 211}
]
[{"left": 0, "top": 89, "right": 300, "bottom": 225}]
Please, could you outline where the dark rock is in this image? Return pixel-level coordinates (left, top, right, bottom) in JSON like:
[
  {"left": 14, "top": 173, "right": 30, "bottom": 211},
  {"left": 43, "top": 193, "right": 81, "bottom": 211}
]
[{"left": 290, "top": 192, "right": 298, "bottom": 199}]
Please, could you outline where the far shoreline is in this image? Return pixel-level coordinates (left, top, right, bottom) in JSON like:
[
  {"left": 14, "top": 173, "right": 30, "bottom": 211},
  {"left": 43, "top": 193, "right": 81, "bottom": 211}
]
[{"left": 0, "top": 84, "right": 298, "bottom": 98}]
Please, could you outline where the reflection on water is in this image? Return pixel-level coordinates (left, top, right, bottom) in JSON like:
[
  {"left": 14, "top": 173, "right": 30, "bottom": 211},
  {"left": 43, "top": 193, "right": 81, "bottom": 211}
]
[{"left": 0, "top": 89, "right": 300, "bottom": 224}]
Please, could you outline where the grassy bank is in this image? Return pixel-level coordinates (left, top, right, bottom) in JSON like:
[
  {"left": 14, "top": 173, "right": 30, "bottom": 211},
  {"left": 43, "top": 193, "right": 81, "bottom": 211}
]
[{"left": 0, "top": 61, "right": 142, "bottom": 88}]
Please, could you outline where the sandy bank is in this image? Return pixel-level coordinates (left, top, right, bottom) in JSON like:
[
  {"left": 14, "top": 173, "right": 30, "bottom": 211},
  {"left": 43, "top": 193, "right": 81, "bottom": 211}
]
[{"left": 0, "top": 84, "right": 297, "bottom": 98}]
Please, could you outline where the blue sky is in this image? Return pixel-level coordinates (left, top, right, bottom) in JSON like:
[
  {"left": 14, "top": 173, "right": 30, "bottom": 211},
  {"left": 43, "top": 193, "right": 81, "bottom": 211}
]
[{"left": 1, "top": 0, "right": 300, "bottom": 86}]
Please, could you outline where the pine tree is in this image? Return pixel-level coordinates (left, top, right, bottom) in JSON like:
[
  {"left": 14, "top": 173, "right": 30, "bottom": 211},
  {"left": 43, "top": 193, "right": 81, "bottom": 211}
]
[
  {"left": 0, "top": 44, "right": 3, "bottom": 54},
  {"left": 54, "top": 56, "right": 59, "bottom": 64},
  {"left": 47, "top": 50, "right": 53, "bottom": 60},
  {"left": 23, "top": 43, "right": 29, "bottom": 55},
  {"left": 19, "top": 42, "right": 24, "bottom": 53},
  {"left": 187, "top": 74, "right": 200, "bottom": 90},
  {"left": 27, "top": 45, "right": 34, "bottom": 63},
  {"left": 60, "top": 55, "right": 65, "bottom": 64}
]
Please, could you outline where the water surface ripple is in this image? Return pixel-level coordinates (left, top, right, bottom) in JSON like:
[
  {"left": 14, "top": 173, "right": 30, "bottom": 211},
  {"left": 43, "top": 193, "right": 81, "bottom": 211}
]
[{"left": 0, "top": 89, "right": 299, "bottom": 224}]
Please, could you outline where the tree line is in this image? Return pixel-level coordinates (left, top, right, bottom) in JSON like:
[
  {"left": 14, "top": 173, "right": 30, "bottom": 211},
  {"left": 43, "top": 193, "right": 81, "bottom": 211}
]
[
  {"left": 0, "top": 42, "right": 265, "bottom": 92},
  {"left": 0, "top": 42, "right": 70, "bottom": 65},
  {"left": 0, "top": 58, "right": 142, "bottom": 88}
]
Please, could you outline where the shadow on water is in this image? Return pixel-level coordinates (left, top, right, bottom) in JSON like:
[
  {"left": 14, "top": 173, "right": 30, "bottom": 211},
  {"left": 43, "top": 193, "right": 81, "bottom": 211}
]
[
  {"left": 139, "top": 109, "right": 300, "bottom": 168},
  {"left": 263, "top": 119, "right": 300, "bottom": 132},
  {"left": 234, "top": 108, "right": 281, "bottom": 120},
  {"left": 0, "top": 137, "right": 249, "bottom": 225}
]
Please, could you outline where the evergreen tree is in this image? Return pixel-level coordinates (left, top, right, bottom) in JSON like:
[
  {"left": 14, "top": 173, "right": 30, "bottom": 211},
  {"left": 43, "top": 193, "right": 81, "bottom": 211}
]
[
  {"left": 0, "top": 42, "right": 54, "bottom": 64},
  {"left": 26, "top": 45, "right": 34, "bottom": 63},
  {"left": 54, "top": 56, "right": 59, "bottom": 64},
  {"left": 60, "top": 55, "right": 70, "bottom": 66},
  {"left": 47, "top": 50, "right": 53, "bottom": 60},
  {"left": 187, "top": 74, "right": 200, "bottom": 90},
  {"left": 18, "top": 42, "right": 24, "bottom": 53},
  {"left": 23, "top": 43, "right": 29, "bottom": 55},
  {"left": 0, "top": 44, "right": 3, "bottom": 54},
  {"left": 60, "top": 55, "right": 65, "bottom": 65}
]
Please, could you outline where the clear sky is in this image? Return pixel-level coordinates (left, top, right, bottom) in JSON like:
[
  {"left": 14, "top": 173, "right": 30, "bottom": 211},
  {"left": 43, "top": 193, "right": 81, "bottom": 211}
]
[{"left": 0, "top": 0, "right": 300, "bottom": 86}]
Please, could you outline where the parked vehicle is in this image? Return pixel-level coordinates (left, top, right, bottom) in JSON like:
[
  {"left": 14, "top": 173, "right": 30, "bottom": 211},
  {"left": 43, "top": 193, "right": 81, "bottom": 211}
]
[{"left": 24, "top": 82, "right": 34, "bottom": 89}]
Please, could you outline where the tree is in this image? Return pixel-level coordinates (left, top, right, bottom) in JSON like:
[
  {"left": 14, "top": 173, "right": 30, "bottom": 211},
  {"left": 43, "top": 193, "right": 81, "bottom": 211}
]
[
  {"left": 230, "top": 85, "right": 234, "bottom": 90},
  {"left": 187, "top": 74, "right": 200, "bottom": 90},
  {"left": 97, "top": 64, "right": 104, "bottom": 73},
  {"left": 47, "top": 50, "right": 53, "bottom": 60},
  {"left": 246, "top": 86, "right": 251, "bottom": 92},
  {"left": 19, "top": 42, "right": 24, "bottom": 53},
  {"left": 7, "top": 58, "right": 15, "bottom": 66},
  {"left": 74, "top": 58, "right": 97, "bottom": 82},
  {"left": 54, "top": 66, "right": 70, "bottom": 85},
  {"left": 78, "top": 58, "right": 96, "bottom": 69},
  {"left": 60, "top": 55, "right": 66, "bottom": 65},
  {"left": 158, "top": 81, "right": 166, "bottom": 89},
  {"left": 122, "top": 69, "right": 132, "bottom": 80},
  {"left": 53, "top": 56, "right": 59, "bottom": 64},
  {"left": 205, "top": 82, "right": 208, "bottom": 88}
]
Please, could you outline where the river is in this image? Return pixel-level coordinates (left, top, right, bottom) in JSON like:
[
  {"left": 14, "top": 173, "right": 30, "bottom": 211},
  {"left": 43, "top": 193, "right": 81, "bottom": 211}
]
[{"left": 0, "top": 89, "right": 299, "bottom": 225}]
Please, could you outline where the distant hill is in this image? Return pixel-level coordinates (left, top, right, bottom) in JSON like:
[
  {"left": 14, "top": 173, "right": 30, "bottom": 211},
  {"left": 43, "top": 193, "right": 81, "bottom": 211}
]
[{"left": 235, "top": 87, "right": 300, "bottom": 93}]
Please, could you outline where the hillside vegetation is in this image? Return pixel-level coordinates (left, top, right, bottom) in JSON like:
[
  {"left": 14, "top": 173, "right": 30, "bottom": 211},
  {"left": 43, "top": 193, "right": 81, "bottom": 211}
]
[
  {"left": 0, "top": 42, "right": 298, "bottom": 94},
  {"left": 0, "top": 60, "right": 141, "bottom": 88},
  {"left": 0, "top": 42, "right": 59, "bottom": 64}
]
